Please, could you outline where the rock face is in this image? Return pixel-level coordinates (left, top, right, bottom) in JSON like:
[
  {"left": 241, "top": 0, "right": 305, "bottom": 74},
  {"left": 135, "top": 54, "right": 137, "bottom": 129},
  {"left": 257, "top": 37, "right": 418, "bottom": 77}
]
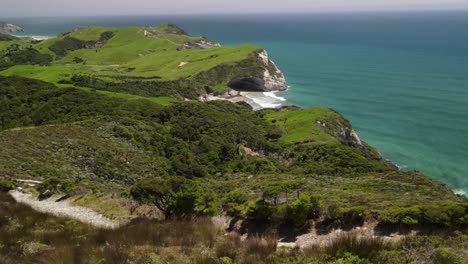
[
  {"left": 338, "top": 127, "right": 363, "bottom": 147},
  {"left": 0, "top": 22, "right": 23, "bottom": 34},
  {"left": 177, "top": 38, "right": 221, "bottom": 51},
  {"left": 259, "top": 50, "right": 287, "bottom": 91},
  {"left": 227, "top": 50, "right": 288, "bottom": 92}
]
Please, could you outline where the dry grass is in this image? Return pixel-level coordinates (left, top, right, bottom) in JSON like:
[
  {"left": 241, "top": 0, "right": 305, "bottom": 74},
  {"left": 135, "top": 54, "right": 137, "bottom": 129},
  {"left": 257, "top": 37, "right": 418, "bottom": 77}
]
[{"left": 324, "top": 232, "right": 388, "bottom": 259}]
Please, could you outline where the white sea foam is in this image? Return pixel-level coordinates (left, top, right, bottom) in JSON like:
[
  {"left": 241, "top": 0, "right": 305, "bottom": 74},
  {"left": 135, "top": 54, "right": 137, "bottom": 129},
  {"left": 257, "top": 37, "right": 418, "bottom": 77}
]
[
  {"left": 13, "top": 35, "right": 53, "bottom": 40},
  {"left": 263, "top": 91, "right": 287, "bottom": 102},
  {"left": 454, "top": 189, "right": 467, "bottom": 197},
  {"left": 241, "top": 91, "right": 286, "bottom": 110}
]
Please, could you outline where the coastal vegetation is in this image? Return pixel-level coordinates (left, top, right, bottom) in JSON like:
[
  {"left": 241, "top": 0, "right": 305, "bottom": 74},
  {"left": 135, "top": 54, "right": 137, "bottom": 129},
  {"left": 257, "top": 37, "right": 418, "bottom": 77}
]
[{"left": 0, "top": 23, "right": 467, "bottom": 263}]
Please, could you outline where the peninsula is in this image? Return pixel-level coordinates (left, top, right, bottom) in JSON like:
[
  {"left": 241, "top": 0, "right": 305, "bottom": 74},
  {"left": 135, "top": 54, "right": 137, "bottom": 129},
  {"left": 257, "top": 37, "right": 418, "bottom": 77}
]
[{"left": 0, "top": 24, "right": 466, "bottom": 264}]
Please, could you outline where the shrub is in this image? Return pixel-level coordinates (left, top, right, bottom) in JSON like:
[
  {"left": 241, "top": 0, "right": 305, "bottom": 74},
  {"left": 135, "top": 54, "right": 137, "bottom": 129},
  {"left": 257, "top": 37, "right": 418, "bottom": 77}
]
[
  {"left": 247, "top": 200, "right": 275, "bottom": 223},
  {"left": 0, "top": 179, "right": 15, "bottom": 192},
  {"left": 325, "top": 203, "right": 343, "bottom": 220},
  {"left": 309, "top": 194, "right": 323, "bottom": 219},
  {"left": 242, "top": 235, "right": 277, "bottom": 262},
  {"left": 0, "top": 44, "right": 52, "bottom": 69},
  {"left": 434, "top": 248, "right": 464, "bottom": 264},
  {"left": 285, "top": 193, "right": 313, "bottom": 227},
  {"left": 49, "top": 31, "right": 114, "bottom": 57},
  {"left": 380, "top": 203, "right": 468, "bottom": 226},
  {"left": 215, "top": 233, "right": 241, "bottom": 259},
  {"left": 220, "top": 256, "right": 233, "bottom": 264},
  {"left": 73, "top": 57, "right": 84, "bottom": 64},
  {"left": 37, "top": 177, "right": 77, "bottom": 195},
  {"left": 223, "top": 190, "right": 248, "bottom": 217},
  {"left": 341, "top": 206, "right": 366, "bottom": 226},
  {"left": 379, "top": 207, "right": 422, "bottom": 225},
  {"left": 268, "top": 125, "right": 283, "bottom": 139},
  {"left": 194, "top": 188, "right": 221, "bottom": 216}
]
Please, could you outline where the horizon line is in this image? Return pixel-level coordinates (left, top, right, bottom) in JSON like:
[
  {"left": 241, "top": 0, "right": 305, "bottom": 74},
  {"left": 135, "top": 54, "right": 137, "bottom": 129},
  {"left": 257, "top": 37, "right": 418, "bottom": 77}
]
[{"left": 2, "top": 8, "right": 468, "bottom": 19}]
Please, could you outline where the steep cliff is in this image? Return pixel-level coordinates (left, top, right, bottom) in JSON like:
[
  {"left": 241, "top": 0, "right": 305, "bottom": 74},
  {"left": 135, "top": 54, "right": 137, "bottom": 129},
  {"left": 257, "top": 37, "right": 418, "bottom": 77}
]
[{"left": 227, "top": 50, "right": 288, "bottom": 92}]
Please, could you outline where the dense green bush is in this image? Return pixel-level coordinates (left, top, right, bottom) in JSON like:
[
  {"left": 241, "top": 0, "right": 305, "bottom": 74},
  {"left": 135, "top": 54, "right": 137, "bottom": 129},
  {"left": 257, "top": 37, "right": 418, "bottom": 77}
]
[
  {"left": 0, "top": 44, "right": 52, "bottom": 69},
  {"left": 284, "top": 193, "right": 313, "bottom": 227},
  {"left": 49, "top": 31, "right": 114, "bottom": 56},
  {"left": 37, "top": 177, "right": 78, "bottom": 195},
  {"left": 223, "top": 190, "right": 248, "bottom": 217},
  {"left": 247, "top": 200, "right": 275, "bottom": 223},
  {"left": 340, "top": 206, "right": 367, "bottom": 226},
  {"left": 69, "top": 75, "right": 201, "bottom": 99},
  {"left": 293, "top": 144, "right": 390, "bottom": 175},
  {"left": 248, "top": 193, "right": 323, "bottom": 227},
  {"left": 0, "top": 179, "right": 15, "bottom": 192},
  {"left": 380, "top": 203, "right": 468, "bottom": 226}
]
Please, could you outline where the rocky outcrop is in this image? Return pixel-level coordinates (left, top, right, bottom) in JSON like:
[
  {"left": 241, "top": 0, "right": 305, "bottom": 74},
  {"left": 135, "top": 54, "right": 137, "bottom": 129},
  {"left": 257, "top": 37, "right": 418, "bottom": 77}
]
[
  {"left": 177, "top": 38, "right": 221, "bottom": 51},
  {"left": 0, "top": 22, "right": 23, "bottom": 34},
  {"left": 144, "top": 24, "right": 189, "bottom": 37},
  {"left": 316, "top": 119, "right": 363, "bottom": 148},
  {"left": 227, "top": 50, "right": 287, "bottom": 92},
  {"left": 259, "top": 50, "right": 287, "bottom": 91},
  {"left": 338, "top": 127, "right": 363, "bottom": 147}
]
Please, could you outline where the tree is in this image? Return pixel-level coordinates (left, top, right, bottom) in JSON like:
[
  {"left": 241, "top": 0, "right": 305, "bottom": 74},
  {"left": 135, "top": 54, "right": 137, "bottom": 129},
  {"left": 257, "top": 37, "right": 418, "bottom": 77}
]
[
  {"left": 73, "top": 57, "right": 84, "bottom": 64},
  {"left": 131, "top": 176, "right": 187, "bottom": 220},
  {"left": 223, "top": 189, "right": 248, "bottom": 217}
]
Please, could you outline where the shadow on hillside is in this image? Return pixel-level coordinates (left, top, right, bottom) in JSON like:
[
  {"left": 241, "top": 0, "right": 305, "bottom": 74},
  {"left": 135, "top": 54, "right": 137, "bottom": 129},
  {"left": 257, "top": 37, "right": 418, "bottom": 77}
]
[
  {"left": 231, "top": 218, "right": 275, "bottom": 237},
  {"left": 277, "top": 223, "right": 313, "bottom": 242},
  {"left": 374, "top": 222, "right": 466, "bottom": 237},
  {"left": 315, "top": 218, "right": 365, "bottom": 235},
  {"left": 234, "top": 220, "right": 314, "bottom": 242}
]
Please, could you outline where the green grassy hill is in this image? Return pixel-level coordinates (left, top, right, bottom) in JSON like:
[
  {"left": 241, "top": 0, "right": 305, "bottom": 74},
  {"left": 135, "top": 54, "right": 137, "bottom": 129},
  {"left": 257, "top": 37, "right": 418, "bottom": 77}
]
[{"left": 0, "top": 24, "right": 275, "bottom": 99}]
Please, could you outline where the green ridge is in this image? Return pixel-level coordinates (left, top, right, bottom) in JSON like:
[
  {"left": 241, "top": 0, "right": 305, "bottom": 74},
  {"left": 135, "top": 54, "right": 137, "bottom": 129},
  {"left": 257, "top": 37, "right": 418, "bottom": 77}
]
[{"left": 1, "top": 25, "right": 266, "bottom": 100}]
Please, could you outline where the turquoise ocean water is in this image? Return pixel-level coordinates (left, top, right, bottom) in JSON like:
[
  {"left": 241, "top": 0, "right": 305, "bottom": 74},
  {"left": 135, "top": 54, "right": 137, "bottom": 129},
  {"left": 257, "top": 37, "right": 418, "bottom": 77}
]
[{"left": 6, "top": 11, "right": 468, "bottom": 194}]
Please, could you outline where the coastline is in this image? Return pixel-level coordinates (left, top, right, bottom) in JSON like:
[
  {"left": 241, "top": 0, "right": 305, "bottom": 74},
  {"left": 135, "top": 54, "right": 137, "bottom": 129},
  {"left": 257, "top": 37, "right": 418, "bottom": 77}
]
[
  {"left": 12, "top": 34, "right": 53, "bottom": 40},
  {"left": 201, "top": 89, "right": 289, "bottom": 111}
]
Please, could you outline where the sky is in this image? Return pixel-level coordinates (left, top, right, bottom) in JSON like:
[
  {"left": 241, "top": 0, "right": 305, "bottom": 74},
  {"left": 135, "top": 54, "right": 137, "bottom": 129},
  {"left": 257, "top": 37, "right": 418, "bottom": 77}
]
[{"left": 2, "top": 0, "right": 468, "bottom": 17}]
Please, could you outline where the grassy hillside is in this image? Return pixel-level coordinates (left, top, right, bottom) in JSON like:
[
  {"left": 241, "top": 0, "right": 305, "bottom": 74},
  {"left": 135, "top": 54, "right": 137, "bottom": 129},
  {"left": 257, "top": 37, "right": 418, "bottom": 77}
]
[
  {"left": 0, "top": 24, "right": 266, "bottom": 99},
  {"left": 1, "top": 76, "right": 465, "bottom": 219},
  {"left": 0, "top": 76, "right": 466, "bottom": 263}
]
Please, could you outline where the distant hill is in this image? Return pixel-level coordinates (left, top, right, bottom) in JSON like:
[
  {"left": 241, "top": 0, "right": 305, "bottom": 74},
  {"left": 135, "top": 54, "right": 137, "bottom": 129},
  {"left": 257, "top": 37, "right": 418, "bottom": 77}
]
[
  {"left": 0, "top": 22, "right": 23, "bottom": 34},
  {"left": 0, "top": 24, "right": 287, "bottom": 100},
  {"left": 0, "top": 33, "right": 19, "bottom": 41}
]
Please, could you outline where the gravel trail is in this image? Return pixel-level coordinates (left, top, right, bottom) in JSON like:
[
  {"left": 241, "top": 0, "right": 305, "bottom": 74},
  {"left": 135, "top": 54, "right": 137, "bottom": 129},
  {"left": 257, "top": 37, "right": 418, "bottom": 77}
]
[{"left": 9, "top": 190, "right": 118, "bottom": 229}]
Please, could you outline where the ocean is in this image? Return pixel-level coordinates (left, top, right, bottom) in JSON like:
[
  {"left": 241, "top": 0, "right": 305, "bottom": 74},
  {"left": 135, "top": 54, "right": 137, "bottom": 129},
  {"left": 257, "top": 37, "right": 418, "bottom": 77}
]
[{"left": 6, "top": 11, "right": 468, "bottom": 194}]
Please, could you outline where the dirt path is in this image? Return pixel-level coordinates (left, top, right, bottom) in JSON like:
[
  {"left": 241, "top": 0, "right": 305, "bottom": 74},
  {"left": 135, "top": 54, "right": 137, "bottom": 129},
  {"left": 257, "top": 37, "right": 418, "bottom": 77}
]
[{"left": 9, "top": 190, "right": 118, "bottom": 229}]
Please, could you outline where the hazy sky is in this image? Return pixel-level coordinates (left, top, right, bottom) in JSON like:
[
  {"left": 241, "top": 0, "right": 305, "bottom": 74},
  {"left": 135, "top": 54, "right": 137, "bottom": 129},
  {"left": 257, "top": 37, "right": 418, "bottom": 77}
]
[{"left": 2, "top": 0, "right": 468, "bottom": 17}]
